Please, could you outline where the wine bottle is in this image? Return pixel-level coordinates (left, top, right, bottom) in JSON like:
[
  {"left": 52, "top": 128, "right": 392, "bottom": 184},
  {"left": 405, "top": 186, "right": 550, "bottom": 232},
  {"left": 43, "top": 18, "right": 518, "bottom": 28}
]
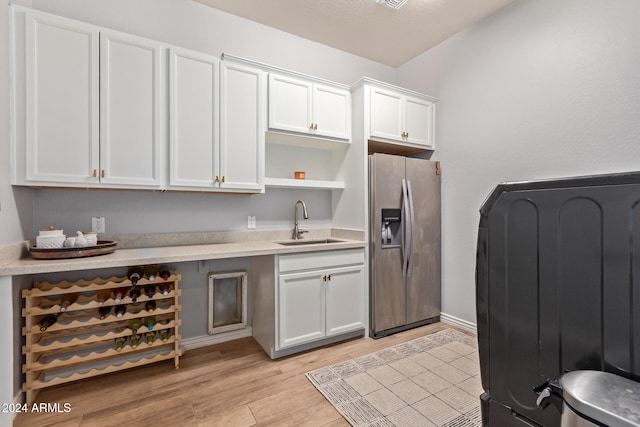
[
  {"left": 129, "top": 318, "right": 142, "bottom": 333},
  {"left": 127, "top": 266, "right": 144, "bottom": 286},
  {"left": 145, "top": 331, "right": 156, "bottom": 345},
  {"left": 131, "top": 333, "right": 141, "bottom": 349},
  {"left": 114, "top": 305, "right": 126, "bottom": 318},
  {"left": 158, "top": 319, "right": 170, "bottom": 340},
  {"left": 158, "top": 265, "right": 171, "bottom": 281},
  {"left": 145, "top": 300, "right": 156, "bottom": 313},
  {"left": 144, "top": 265, "right": 158, "bottom": 281},
  {"left": 158, "top": 283, "right": 172, "bottom": 295},
  {"left": 113, "top": 288, "right": 127, "bottom": 303},
  {"left": 96, "top": 289, "right": 112, "bottom": 306},
  {"left": 59, "top": 294, "right": 78, "bottom": 312},
  {"left": 115, "top": 336, "right": 126, "bottom": 352},
  {"left": 144, "top": 316, "right": 156, "bottom": 331},
  {"left": 144, "top": 284, "right": 156, "bottom": 298},
  {"left": 129, "top": 285, "right": 141, "bottom": 303},
  {"left": 98, "top": 306, "right": 112, "bottom": 320},
  {"left": 39, "top": 313, "right": 59, "bottom": 331}
]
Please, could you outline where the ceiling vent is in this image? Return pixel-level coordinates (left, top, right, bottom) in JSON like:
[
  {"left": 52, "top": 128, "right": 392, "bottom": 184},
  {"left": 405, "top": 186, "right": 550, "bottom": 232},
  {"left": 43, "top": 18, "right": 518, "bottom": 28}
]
[{"left": 376, "top": 0, "right": 409, "bottom": 10}]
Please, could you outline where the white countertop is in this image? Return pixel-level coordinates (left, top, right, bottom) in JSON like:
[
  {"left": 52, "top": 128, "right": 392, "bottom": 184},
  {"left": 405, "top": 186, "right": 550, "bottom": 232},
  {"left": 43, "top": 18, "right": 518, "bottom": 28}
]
[{"left": 0, "top": 229, "right": 366, "bottom": 276}]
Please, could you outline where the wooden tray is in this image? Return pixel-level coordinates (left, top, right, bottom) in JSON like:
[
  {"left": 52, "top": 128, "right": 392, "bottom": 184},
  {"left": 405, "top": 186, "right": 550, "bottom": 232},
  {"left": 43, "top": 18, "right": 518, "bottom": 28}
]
[{"left": 30, "top": 240, "right": 117, "bottom": 260}]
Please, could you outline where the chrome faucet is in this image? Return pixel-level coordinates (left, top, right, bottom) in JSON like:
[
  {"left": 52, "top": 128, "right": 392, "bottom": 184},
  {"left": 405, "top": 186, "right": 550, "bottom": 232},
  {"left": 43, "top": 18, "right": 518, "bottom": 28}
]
[{"left": 293, "top": 200, "right": 309, "bottom": 239}]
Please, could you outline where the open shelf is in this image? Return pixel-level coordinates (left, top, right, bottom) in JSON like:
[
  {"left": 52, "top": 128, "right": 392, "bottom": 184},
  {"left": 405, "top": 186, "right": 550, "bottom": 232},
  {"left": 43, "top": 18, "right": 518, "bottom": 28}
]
[
  {"left": 265, "top": 177, "right": 344, "bottom": 190},
  {"left": 266, "top": 131, "right": 350, "bottom": 151}
]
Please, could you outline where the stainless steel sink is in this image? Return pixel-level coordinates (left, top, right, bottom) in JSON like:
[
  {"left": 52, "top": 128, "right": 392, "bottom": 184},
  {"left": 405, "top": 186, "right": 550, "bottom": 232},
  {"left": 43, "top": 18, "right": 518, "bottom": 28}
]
[{"left": 276, "top": 238, "right": 344, "bottom": 246}]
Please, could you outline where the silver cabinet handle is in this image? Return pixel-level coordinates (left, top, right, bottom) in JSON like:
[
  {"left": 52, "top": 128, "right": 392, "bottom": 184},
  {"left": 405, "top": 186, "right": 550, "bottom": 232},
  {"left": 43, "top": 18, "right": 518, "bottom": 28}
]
[
  {"left": 401, "top": 179, "right": 409, "bottom": 278},
  {"left": 406, "top": 179, "right": 415, "bottom": 277}
]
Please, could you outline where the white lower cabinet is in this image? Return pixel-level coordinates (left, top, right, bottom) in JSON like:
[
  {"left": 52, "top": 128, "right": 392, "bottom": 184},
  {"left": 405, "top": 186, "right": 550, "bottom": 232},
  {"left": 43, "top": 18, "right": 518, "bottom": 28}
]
[
  {"left": 279, "top": 264, "right": 364, "bottom": 349},
  {"left": 253, "top": 248, "right": 366, "bottom": 358},
  {"left": 278, "top": 270, "right": 325, "bottom": 348}
]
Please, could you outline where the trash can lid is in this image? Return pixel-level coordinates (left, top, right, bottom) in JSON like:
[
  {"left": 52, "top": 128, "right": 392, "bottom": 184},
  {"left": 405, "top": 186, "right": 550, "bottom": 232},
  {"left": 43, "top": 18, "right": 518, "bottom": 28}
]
[{"left": 560, "top": 370, "right": 640, "bottom": 426}]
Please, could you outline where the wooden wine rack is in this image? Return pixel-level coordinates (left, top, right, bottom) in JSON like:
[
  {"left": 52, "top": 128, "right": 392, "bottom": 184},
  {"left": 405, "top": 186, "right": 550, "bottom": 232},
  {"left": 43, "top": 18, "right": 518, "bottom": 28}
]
[{"left": 22, "top": 270, "right": 183, "bottom": 405}]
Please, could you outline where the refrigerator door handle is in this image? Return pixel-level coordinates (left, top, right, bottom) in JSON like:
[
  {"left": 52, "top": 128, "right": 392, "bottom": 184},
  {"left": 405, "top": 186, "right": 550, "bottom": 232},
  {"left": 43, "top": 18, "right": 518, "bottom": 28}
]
[
  {"left": 402, "top": 179, "right": 409, "bottom": 278},
  {"left": 406, "top": 179, "right": 415, "bottom": 277}
]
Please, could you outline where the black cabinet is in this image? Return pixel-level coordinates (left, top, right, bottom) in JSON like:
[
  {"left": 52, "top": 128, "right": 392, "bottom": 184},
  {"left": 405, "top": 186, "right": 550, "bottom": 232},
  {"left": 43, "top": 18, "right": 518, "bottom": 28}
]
[{"left": 476, "top": 171, "right": 640, "bottom": 426}]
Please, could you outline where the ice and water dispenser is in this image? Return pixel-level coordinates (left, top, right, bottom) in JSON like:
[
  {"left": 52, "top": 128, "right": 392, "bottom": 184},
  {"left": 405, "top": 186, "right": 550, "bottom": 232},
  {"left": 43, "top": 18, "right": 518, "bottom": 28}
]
[{"left": 381, "top": 208, "right": 402, "bottom": 248}]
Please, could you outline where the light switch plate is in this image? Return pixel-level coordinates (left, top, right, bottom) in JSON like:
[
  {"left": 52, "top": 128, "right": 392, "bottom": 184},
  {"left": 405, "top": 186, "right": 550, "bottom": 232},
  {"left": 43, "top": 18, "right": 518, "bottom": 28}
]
[{"left": 247, "top": 215, "right": 256, "bottom": 229}]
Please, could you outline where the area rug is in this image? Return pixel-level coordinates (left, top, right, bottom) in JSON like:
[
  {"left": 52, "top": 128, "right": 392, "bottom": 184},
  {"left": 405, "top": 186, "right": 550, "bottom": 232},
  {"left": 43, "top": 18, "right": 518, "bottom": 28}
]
[{"left": 306, "top": 329, "right": 482, "bottom": 427}]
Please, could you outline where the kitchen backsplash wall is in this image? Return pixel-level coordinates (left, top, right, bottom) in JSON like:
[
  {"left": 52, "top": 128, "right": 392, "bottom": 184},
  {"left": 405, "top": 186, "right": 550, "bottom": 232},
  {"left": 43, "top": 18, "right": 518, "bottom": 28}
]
[{"left": 32, "top": 188, "right": 332, "bottom": 236}]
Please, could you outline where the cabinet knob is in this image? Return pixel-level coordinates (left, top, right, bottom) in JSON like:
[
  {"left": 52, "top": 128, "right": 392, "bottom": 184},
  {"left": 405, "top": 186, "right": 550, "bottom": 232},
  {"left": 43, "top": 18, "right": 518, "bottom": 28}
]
[
  {"left": 309, "top": 123, "right": 314, "bottom": 130},
  {"left": 327, "top": 274, "right": 331, "bottom": 281},
  {"left": 93, "top": 169, "right": 97, "bottom": 178},
  {"left": 313, "top": 123, "right": 318, "bottom": 130},
  {"left": 215, "top": 176, "right": 219, "bottom": 183},
  {"left": 101, "top": 170, "right": 105, "bottom": 178},
  {"left": 221, "top": 176, "right": 225, "bottom": 183}
]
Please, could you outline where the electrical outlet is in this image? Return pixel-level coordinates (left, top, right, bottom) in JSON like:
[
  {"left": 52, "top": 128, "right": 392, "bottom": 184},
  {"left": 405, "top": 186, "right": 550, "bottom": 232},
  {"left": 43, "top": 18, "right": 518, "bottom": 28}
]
[
  {"left": 247, "top": 215, "right": 256, "bottom": 229},
  {"left": 91, "top": 217, "right": 106, "bottom": 233}
]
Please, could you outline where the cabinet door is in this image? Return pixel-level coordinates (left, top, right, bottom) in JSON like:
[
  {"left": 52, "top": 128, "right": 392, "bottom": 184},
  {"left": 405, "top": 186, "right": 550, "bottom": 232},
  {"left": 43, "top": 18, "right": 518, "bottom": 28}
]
[
  {"left": 405, "top": 96, "right": 435, "bottom": 149},
  {"left": 278, "top": 271, "right": 325, "bottom": 349},
  {"left": 220, "top": 62, "right": 266, "bottom": 191},
  {"left": 169, "top": 47, "right": 219, "bottom": 188},
  {"left": 325, "top": 265, "right": 365, "bottom": 336},
  {"left": 312, "top": 84, "right": 350, "bottom": 140},
  {"left": 268, "top": 74, "right": 313, "bottom": 135},
  {"left": 24, "top": 10, "right": 99, "bottom": 183},
  {"left": 370, "top": 87, "right": 403, "bottom": 142},
  {"left": 100, "top": 30, "right": 162, "bottom": 187}
]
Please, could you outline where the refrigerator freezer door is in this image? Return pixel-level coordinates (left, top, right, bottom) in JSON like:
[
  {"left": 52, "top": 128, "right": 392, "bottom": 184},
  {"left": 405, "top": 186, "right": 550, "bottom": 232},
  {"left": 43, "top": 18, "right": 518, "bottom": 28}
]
[
  {"left": 405, "top": 157, "right": 441, "bottom": 325},
  {"left": 370, "top": 153, "right": 407, "bottom": 333}
]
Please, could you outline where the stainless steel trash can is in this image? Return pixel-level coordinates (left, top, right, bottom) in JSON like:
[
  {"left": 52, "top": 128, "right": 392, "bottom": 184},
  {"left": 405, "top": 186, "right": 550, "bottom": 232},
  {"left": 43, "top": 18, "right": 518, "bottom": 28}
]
[{"left": 559, "top": 371, "right": 640, "bottom": 427}]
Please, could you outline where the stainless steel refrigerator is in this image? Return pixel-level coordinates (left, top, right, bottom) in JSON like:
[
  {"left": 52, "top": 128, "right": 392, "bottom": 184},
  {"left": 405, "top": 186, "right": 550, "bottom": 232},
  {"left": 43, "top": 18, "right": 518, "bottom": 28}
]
[{"left": 369, "top": 153, "right": 441, "bottom": 338}]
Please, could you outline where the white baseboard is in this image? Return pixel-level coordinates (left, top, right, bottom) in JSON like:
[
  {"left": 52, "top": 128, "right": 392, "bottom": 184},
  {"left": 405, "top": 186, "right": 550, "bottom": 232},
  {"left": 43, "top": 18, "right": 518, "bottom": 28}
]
[
  {"left": 441, "top": 312, "right": 477, "bottom": 335},
  {"left": 180, "top": 327, "right": 253, "bottom": 351}
]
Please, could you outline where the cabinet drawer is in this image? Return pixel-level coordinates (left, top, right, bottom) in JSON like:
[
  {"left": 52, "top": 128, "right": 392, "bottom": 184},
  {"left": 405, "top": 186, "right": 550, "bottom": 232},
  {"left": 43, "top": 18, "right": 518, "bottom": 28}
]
[{"left": 279, "top": 248, "right": 364, "bottom": 273}]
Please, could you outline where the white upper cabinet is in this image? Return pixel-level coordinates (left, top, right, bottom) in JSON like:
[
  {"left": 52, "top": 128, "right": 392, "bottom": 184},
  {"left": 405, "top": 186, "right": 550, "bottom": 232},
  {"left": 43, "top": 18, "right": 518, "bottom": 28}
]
[
  {"left": 14, "top": 7, "right": 163, "bottom": 188},
  {"left": 100, "top": 30, "right": 162, "bottom": 187},
  {"left": 268, "top": 74, "right": 312, "bottom": 136},
  {"left": 268, "top": 73, "right": 350, "bottom": 140},
  {"left": 220, "top": 61, "right": 266, "bottom": 191},
  {"left": 369, "top": 87, "right": 403, "bottom": 143},
  {"left": 168, "top": 50, "right": 266, "bottom": 193},
  {"left": 23, "top": 9, "right": 99, "bottom": 184},
  {"left": 169, "top": 46, "right": 219, "bottom": 189},
  {"left": 369, "top": 83, "right": 436, "bottom": 150},
  {"left": 312, "top": 83, "right": 351, "bottom": 140}
]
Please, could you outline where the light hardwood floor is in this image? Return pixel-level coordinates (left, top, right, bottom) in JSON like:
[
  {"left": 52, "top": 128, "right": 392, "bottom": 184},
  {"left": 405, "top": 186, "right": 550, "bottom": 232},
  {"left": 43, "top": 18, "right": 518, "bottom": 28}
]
[{"left": 14, "top": 322, "right": 472, "bottom": 427}]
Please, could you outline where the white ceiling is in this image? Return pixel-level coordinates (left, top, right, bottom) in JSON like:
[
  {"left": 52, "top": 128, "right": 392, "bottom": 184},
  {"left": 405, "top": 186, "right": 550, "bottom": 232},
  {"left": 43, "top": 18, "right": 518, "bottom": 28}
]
[{"left": 193, "top": 0, "right": 515, "bottom": 67}]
